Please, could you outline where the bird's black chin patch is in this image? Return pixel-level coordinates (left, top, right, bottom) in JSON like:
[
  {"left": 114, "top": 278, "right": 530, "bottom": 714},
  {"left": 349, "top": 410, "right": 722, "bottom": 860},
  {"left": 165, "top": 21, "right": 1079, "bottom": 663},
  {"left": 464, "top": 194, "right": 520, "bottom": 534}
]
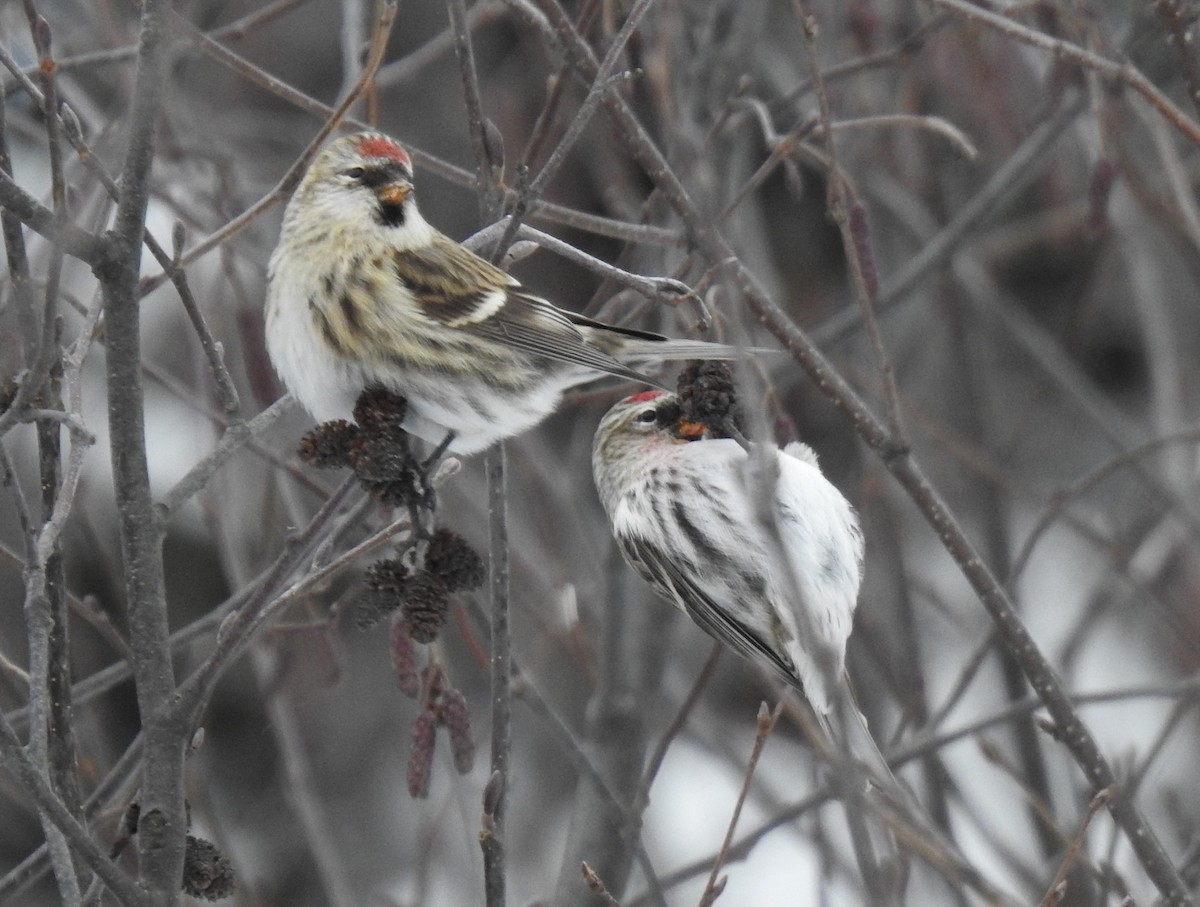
[{"left": 376, "top": 202, "right": 406, "bottom": 228}]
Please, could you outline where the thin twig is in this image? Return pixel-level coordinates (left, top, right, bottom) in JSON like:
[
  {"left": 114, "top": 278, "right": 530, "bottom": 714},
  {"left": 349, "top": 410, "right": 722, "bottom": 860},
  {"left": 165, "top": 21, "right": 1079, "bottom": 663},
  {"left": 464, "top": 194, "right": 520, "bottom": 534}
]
[
  {"left": 870, "top": 493, "right": 963, "bottom": 903},
  {"left": 1037, "top": 788, "right": 1112, "bottom": 907},
  {"left": 699, "top": 702, "right": 781, "bottom": 906},
  {"left": 718, "top": 108, "right": 818, "bottom": 223},
  {"left": 36, "top": 292, "right": 103, "bottom": 564},
  {"left": 0, "top": 19, "right": 72, "bottom": 480},
  {"left": 0, "top": 51, "right": 38, "bottom": 367},
  {"left": 791, "top": 0, "right": 905, "bottom": 441},
  {"left": 767, "top": 13, "right": 952, "bottom": 117},
  {"left": 447, "top": 0, "right": 502, "bottom": 221},
  {"left": 172, "top": 478, "right": 363, "bottom": 725},
  {"left": 1124, "top": 695, "right": 1198, "bottom": 804},
  {"left": 491, "top": 0, "right": 657, "bottom": 259},
  {"left": 634, "top": 640, "right": 722, "bottom": 815},
  {"left": 481, "top": 445, "right": 511, "bottom": 907},
  {"left": 464, "top": 219, "right": 693, "bottom": 303},
  {"left": 8, "top": 0, "right": 311, "bottom": 80},
  {"left": 582, "top": 862, "right": 624, "bottom": 906},
  {"left": 826, "top": 113, "right": 977, "bottom": 160},
  {"left": 0, "top": 163, "right": 100, "bottom": 269},
  {"left": 155, "top": 397, "right": 293, "bottom": 520},
  {"left": 160, "top": 225, "right": 242, "bottom": 416},
  {"left": 0, "top": 441, "right": 34, "bottom": 554},
  {"left": 337, "top": 0, "right": 368, "bottom": 102}
]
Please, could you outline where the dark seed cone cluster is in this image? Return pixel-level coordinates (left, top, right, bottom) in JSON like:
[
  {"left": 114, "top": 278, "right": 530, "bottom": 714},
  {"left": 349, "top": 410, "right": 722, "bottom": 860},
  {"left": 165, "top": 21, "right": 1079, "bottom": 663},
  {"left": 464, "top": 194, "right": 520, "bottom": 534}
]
[
  {"left": 183, "top": 834, "right": 236, "bottom": 901},
  {"left": 123, "top": 803, "right": 235, "bottom": 901},
  {"left": 402, "top": 571, "right": 452, "bottom": 644},
  {"left": 355, "top": 559, "right": 409, "bottom": 630},
  {"left": 677, "top": 360, "right": 743, "bottom": 439},
  {"left": 356, "top": 530, "right": 485, "bottom": 638},
  {"left": 353, "top": 385, "right": 408, "bottom": 432},
  {"left": 297, "top": 386, "right": 427, "bottom": 509},
  {"left": 424, "top": 528, "right": 486, "bottom": 592},
  {"left": 296, "top": 419, "right": 357, "bottom": 468}
]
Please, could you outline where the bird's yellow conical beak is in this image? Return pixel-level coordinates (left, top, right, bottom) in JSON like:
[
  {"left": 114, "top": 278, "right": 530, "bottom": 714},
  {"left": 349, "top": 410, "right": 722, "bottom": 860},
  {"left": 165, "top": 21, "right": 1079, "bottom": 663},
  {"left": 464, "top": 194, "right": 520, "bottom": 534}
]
[{"left": 377, "top": 183, "right": 410, "bottom": 206}]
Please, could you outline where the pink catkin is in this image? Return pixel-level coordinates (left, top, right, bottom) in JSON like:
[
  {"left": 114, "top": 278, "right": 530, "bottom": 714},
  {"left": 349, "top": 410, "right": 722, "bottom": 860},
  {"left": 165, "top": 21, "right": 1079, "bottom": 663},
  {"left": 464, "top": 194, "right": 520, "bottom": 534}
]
[
  {"left": 389, "top": 616, "right": 420, "bottom": 697},
  {"left": 438, "top": 689, "right": 475, "bottom": 774},
  {"left": 407, "top": 710, "right": 437, "bottom": 798}
]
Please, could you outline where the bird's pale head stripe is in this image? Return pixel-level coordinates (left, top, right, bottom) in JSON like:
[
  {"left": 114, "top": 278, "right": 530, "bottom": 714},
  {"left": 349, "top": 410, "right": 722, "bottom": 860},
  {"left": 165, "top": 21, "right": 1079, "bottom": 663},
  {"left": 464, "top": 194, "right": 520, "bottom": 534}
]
[
  {"left": 356, "top": 135, "right": 411, "bottom": 168},
  {"left": 627, "top": 390, "right": 667, "bottom": 404}
]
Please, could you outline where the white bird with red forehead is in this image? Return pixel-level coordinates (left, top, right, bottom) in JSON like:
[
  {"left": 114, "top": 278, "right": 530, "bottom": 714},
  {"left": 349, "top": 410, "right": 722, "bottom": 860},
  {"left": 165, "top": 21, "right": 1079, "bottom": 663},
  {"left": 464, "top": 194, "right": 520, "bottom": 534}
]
[
  {"left": 592, "top": 389, "right": 864, "bottom": 713},
  {"left": 595, "top": 390, "right": 944, "bottom": 898},
  {"left": 265, "top": 131, "right": 748, "bottom": 453}
]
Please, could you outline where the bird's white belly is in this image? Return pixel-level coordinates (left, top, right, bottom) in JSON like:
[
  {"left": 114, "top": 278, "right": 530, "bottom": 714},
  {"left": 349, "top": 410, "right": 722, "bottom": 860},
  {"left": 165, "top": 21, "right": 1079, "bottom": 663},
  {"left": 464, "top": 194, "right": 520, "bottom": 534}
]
[
  {"left": 266, "top": 280, "right": 576, "bottom": 452},
  {"left": 394, "top": 372, "right": 570, "bottom": 453},
  {"left": 265, "top": 284, "right": 362, "bottom": 422}
]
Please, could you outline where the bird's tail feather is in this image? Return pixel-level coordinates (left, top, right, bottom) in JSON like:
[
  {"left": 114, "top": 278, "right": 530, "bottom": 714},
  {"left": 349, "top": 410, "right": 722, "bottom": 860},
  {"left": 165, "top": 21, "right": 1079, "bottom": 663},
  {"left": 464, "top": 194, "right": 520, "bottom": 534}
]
[
  {"left": 818, "top": 683, "right": 1001, "bottom": 903},
  {"left": 618, "top": 337, "right": 777, "bottom": 363},
  {"left": 825, "top": 684, "right": 902, "bottom": 795},
  {"left": 816, "top": 692, "right": 909, "bottom": 905}
]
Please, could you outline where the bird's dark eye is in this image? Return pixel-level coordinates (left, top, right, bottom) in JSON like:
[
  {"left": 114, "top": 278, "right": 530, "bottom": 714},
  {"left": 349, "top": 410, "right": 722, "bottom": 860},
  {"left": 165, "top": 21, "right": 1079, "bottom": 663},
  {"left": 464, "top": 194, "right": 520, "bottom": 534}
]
[
  {"left": 345, "top": 167, "right": 366, "bottom": 180},
  {"left": 637, "top": 409, "right": 658, "bottom": 423}
]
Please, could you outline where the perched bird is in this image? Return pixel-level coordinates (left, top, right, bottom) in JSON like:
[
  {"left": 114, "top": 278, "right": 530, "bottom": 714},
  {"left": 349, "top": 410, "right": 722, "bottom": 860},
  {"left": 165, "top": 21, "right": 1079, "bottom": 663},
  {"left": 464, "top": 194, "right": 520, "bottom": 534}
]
[
  {"left": 591, "top": 389, "right": 863, "bottom": 713},
  {"left": 595, "top": 390, "right": 952, "bottom": 901},
  {"left": 265, "top": 131, "right": 747, "bottom": 454}
]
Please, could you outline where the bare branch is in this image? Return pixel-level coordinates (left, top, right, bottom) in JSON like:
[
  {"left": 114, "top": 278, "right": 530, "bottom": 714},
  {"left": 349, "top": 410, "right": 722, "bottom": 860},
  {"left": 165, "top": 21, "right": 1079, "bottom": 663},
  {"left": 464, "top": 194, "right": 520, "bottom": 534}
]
[{"left": 481, "top": 446, "right": 511, "bottom": 907}]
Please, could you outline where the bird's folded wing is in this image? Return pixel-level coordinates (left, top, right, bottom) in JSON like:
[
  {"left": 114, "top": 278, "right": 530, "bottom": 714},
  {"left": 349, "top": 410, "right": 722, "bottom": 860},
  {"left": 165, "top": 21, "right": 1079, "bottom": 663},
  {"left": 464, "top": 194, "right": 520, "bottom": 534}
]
[
  {"left": 472, "top": 292, "right": 661, "bottom": 383},
  {"left": 622, "top": 533, "right": 805, "bottom": 694},
  {"left": 395, "top": 239, "right": 664, "bottom": 382}
]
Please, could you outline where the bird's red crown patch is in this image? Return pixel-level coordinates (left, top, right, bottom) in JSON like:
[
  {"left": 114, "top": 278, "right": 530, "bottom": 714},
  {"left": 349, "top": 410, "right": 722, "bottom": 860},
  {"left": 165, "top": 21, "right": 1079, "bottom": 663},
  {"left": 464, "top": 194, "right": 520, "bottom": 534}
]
[
  {"left": 357, "top": 136, "right": 411, "bottom": 167},
  {"left": 627, "top": 390, "right": 667, "bottom": 403}
]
